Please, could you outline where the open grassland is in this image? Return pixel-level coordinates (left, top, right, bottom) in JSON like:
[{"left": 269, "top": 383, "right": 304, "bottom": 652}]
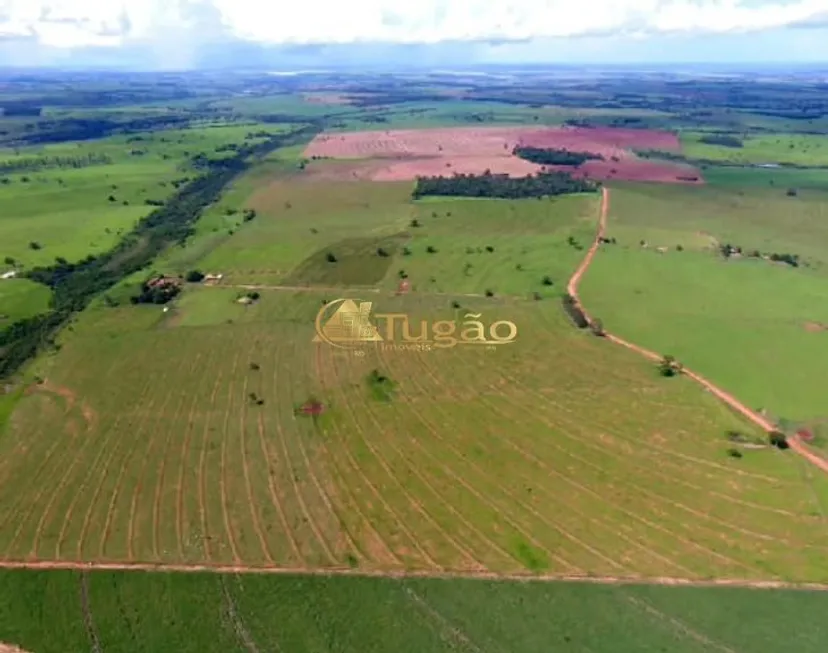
[
  {"left": 0, "top": 121, "right": 297, "bottom": 327},
  {"left": 2, "top": 209, "right": 828, "bottom": 581},
  {"left": 2, "top": 570, "right": 828, "bottom": 653},
  {"left": 579, "top": 183, "right": 828, "bottom": 423},
  {"left": 320, "top": 100, "right": 676, "bottom": 133},
  {"left": 384, "top": 194, "right": 597, "bottom": 296},
  {"left": 0, "top": 279, "right": 51, "bottom": 324},
  {"left": 681, "top": 132, "right": 828, "bottom": 166},
  {"left": 182, "top": 177, "right": 414, "bottom": 285},
  {"left": 701, "top": 165, "right": 828, "bottom": 191},
  {"left": 0, "top": 122, "right": 294, "bottom": 269}
]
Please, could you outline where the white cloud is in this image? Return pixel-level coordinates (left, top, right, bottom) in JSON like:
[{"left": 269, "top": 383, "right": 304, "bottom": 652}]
[{"left": 0, "top": 0, "right": 826, "bottom": 48}]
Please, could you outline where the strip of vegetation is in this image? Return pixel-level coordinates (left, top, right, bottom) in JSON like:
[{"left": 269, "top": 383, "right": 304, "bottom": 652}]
[
  {"left": 412, "top": 171, "right": 598, "bottom": 200},
  {"left": 561, "top": 293, "right": 589, "bottom": 329},
  {"left": 719, "top": 243, "right": 801, "bottom": 268},
  {"left": 513, "top": 145, "right": 604, "bottom": 166},
  {"left": 0, "top": 123, "right": 322, "bottom": 379},
  {"left": 0, "top": 152, "right": 112, "bottom": 175},
  {"left": 698, "top": 134, "right": 744, "bottom": 148}
]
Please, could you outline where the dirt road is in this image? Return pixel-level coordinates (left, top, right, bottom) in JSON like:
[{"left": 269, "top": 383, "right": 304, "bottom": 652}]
[
  {"left": 569, "top": 187, "right": 828, "bottom": 475},
  {"left": 0, "top": 559, "right": 826, "bottom": 591}
]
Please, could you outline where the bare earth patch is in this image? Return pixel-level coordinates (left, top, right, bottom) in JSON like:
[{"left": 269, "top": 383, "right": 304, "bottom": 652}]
[
  {"left": 0, "top": 644, "right": 33, "bottom": 653},
  {"left": 803, "top": 322, "right": 828, "bottom": 333},
  {"left": 303, "top": 126, "right": 702, "bottom": 184}
]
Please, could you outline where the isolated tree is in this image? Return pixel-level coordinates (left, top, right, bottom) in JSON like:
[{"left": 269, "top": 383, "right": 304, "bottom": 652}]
[
  {"left": 426, "top": 245, "right": 437, "bottom": 254},
  {"left": 410, "top": 218, "right": 421, "bottom": 228},
  {"left": 326, "top": 252, "right": 337, "bottom": 263},
  {"left": 542, "top": 275, "right": 554, "bottom": 286},
  {"left": 185, "top": 269, "right": 205, "bottom": 282},
  {"left": 28, "top": 241, "right": 42, "bottom": 250},
  {"left": 769, "top": 431, "right": 789, "bottom": 449},
  {"left": 658, "top": 355, "right": 682, "bottom": 377}
]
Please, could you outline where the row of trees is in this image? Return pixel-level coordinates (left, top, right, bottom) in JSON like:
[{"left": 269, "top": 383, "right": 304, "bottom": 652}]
[
  {"left": 513, "top": 146, "right": 604, "bottom": 166},
  {"left": 1, "top": 124, "right": 322, "bottom": 379},
  {"left": 9, "top": 114, "right": 195, "bottom": 147},
  {"left": 698, "top": 134, "right": 744, "bottom": 148},
  {"left": 412, "top": 171, "right": 598, "bottom": 200},
  {"left": 0, "top": 152, "right": 112, "bottom": 175},
  {"left": 719, "top": 243, "right": 801, "bottom": 268}
]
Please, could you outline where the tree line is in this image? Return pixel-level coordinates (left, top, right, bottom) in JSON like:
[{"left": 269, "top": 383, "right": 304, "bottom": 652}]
[
  {"left": 0, "top": 123, "right": 322, "bottom": 379},
  {"left": 513, "top": 146, "right": 604, "bottom": 166},
  {"left": 412, "top": 170, "right": 598, "bottom": 200},
  {"left": 0, "top": 152, "right": 113, "bottom": 175}
]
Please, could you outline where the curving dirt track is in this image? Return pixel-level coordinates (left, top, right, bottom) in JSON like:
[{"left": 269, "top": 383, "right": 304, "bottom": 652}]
[{"left": 569, "top": 187, "right": 828, "bottom": 475}]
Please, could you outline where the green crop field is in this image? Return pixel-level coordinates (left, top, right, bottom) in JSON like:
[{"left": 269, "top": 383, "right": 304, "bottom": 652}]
[
  {"left": 2, "top": 570, "right": 827, "bottom": 653},
  {"left": 579, "top": 183, "right": 828, "bottom": 424},
  {"left": 2, "top": 176, "right": 828, "bottom": 583}
]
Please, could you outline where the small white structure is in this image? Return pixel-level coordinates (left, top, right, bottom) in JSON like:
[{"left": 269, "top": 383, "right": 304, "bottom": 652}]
[{"left": 1, "top": 270, "right": 17, "bottom": 280}]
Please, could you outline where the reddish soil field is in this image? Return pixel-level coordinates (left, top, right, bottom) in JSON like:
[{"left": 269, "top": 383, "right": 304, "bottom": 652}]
[
  {"left": 517, "top": 126, "right": 681, "bottom": 152},
  {"left": 303, "top": 126, "right": 701, "bottom": 184},
  {"left": 559, "top": 159, "right": 703, "bottom": 185}
]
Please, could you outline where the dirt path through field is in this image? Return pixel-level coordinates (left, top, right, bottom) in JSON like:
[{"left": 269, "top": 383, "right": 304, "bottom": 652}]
[
  {"left": 0, "top": 559, "right": 827, "bottom": 590},
  {"left": 569, "top": 187, "right": 828, "bottom": 476}
]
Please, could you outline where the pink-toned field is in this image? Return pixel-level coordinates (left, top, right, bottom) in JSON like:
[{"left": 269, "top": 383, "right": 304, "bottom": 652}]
[{"left": 303, "top": 126, "right": 702, "bottom": 184}]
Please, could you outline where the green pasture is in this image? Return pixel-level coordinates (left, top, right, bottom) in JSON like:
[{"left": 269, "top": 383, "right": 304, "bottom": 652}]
[
  {"left": 393, "top": 194, "right": 599, "bottom": 296},
  {"left": 5, "top": 164, "right": 828, "bottom": 581},
  {"left": 701, "top": 165, "right": 828, "bottom": 191},
  {"left": 323, "top": 100, "right": 673, "bottom": 132},
  {"left": 581, "top": 184, "right": 828, "bottom": 421},
  {"left": 681, "top": 132, "right": 828, "bottom": 166},
  {"left": 0, "top": 278, "right": 51, "bottom": 323},
  {"left": 0, "top": 122, "right": 297, "bottom": 269},
  {"left": 603, "top": 183, "right": 828, "bottom": 268},
  {"left": 178, "top": 177, "right": 414, "bottom": 284},
  {"left": 2, "top": 570, "right": 827, "bottom": 653}
]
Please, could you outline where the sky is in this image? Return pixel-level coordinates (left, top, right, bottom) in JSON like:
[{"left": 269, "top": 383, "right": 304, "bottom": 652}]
[{"left": 1, "top": 0, "right": 827, "bottom": 70}]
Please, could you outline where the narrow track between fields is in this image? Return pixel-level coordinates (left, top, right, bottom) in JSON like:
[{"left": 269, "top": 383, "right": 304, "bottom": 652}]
[
  {"left": 1, "top": 559, "right": 827, "bottom": 591},
  {"left": 568, "top": 186, "right": 828, "bottom": 476}
]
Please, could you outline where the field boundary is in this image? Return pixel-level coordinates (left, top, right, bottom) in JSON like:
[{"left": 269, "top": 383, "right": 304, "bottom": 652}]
[
  {"left": 568, "top": 186, "right": 828, "bottom": 476},
  {"left": 0, "top": 559, "right": 827, "bottom": 590}
]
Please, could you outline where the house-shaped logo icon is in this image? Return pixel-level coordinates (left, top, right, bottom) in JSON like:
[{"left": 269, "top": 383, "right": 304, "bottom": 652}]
[{"left": 314, "top": 299, "right": 384, "bottom": 348}]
